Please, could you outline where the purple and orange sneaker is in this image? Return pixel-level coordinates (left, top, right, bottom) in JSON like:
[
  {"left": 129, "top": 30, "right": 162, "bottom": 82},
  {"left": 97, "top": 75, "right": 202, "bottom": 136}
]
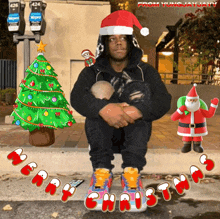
[
  {"left": 84, "top": 168, "right": 113, "bottom": 211},
  {"left": 120, "top": 167, "right": 147, "bottom": 212}
]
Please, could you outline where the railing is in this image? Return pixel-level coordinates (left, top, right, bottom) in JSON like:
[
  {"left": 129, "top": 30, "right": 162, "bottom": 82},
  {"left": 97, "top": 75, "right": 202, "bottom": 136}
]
[
  {"left": 160, "top": 72, "right": 220, "bottom": 85},
  {"left": 0, "top": 60, "right": 17, "bottom": 89}
]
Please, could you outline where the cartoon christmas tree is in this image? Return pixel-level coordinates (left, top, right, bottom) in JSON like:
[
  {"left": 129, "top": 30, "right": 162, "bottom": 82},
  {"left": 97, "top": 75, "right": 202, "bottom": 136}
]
[{"left": 10, "top": 41, "right": 76, "bottom": 146}]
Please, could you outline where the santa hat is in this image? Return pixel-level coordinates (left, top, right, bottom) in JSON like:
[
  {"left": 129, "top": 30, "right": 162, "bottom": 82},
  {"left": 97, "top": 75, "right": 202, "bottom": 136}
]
[
  {"left": 81, "top": 49, "right": 94, "bottom": 57},
  {"left": 99, "top": 10, "right": 149, "bottom": 36},
  {"left": 186, "top": 83, "right": 199, "bottom": 99}
]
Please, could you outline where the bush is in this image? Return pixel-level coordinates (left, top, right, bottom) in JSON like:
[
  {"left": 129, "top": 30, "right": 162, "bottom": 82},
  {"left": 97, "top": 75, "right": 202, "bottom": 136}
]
[
  {"left": 0, "top": 89, "right": 6, "bottom": 101},
  {"left": 4, "top": 88, "right": 16, "bottom": 94},
  {"left": 0, "top": 88, "right": 16, "bottom": 101}
]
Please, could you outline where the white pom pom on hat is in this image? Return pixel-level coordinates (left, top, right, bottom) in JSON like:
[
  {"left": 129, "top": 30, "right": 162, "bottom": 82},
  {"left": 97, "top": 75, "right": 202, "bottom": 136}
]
[
  {"left": 140, "top": 27, "right": 149, "bottom": 36},
  {"left": 99, "top": 10, "right": 149, "bottom": 36}
]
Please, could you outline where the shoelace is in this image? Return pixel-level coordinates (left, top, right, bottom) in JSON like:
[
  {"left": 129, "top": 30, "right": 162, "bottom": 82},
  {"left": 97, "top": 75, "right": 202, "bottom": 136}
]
[
  {"left": 94, "top": 169, "right": 111, "bottom": 188},
  {"left": 123, "top": 167, "right": 140, "bottom": 189}
]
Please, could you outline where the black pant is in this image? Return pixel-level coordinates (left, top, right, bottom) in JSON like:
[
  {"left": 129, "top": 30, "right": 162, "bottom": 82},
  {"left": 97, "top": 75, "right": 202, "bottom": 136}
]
[
  {"left": 85, "top": 80, "right": 152, "bottom": 172},
  {"left": 85, "top": 117, "right": 152, "bottom": 172}
]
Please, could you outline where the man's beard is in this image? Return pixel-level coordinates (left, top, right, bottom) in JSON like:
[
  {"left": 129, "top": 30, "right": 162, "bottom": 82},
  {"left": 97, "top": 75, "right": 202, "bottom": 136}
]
[
  {"left": 108, "top": 53, "right": 129, "bottom": 62},
  {"left": 185, "top": 99, "right": 200, "bottom": 112}
]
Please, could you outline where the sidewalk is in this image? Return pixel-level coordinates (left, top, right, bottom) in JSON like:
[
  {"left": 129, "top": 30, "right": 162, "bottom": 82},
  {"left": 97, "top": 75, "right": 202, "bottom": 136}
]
[
  {"left": 0, "top": 105, "right": 220, "bottom": 175},
  {"left": 0, "top": 105, "right": 220, "bottom": 150}
]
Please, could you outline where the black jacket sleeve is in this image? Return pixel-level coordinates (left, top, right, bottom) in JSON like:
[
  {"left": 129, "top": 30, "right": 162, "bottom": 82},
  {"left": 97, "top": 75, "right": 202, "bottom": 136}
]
[
  {"left": 132, "top": 63, "right": 172, "bottom": 122},
  {"left": 70, "top": 67, "right": 110, "bottom": 119}
]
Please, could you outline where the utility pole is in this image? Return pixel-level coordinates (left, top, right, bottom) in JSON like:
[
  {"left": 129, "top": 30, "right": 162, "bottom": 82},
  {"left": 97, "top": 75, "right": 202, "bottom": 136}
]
[{"left": 167, "top": 19, "right": 182, "bottom": 84}]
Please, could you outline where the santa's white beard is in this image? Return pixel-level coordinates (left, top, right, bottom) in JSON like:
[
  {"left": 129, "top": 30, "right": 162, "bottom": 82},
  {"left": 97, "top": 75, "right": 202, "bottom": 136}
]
[{"left": 185, "top": 99, "right": 200, "bottom": 112}]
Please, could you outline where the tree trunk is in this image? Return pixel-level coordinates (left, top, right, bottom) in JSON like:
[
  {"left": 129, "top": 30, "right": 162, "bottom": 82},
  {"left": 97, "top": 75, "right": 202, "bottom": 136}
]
[
  {"left": 29, "top": 127, "right": 55, "bottom": 146},
  {"left": 201, "top": 64, "right": 208, "bottom": 84}
]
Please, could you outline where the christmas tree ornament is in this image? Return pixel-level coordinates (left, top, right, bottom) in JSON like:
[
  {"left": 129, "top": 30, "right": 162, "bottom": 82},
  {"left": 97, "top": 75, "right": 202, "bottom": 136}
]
[
  {"left": 22, "top": 79, "right": 26, "bottom": 84},
  {"left": 52, "top": 97, "right": 57, "bottom": 102},
  {"left": 68, "top": 110, "right": 73, "bottom": 115},
  {"left": 68, "top": 121, "right": 73, "bottom": 127},
  {"left": 44, "top": 111, "right": 49, "bottom": 116},
  {"left": 10, "top": 40, "right": 76, "bottom": 147},
  {"left": 15, "top": 120, "right": 20, "bottom": 125},
  {"left": 30, "top": 81, "right": 35, "bottom": 86},
  {"left": 13, "top": 104, "right": 18, "bottom": 109}
]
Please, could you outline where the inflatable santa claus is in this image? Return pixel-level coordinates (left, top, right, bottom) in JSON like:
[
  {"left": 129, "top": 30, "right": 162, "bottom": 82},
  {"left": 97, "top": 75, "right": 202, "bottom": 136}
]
[{"left": 171, "top": 84, "right": 219, "bottom": 153}]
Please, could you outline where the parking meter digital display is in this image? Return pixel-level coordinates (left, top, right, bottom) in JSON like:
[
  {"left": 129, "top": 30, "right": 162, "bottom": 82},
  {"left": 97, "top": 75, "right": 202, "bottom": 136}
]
[
  {"left": 9, "top": 2, "right": 19, "bottom": 13},
  {"left": 30, "top": 1, "right": 41, "bottom": 12}
]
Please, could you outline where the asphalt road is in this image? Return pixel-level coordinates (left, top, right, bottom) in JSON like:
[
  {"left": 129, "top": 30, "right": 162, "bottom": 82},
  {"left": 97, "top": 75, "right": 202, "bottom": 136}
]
[{"left": 1, "top": 200, "right": 220, "bottom": 219}]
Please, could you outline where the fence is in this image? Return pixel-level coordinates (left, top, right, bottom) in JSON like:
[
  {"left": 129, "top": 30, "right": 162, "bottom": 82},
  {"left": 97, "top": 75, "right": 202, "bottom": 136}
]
[
  {"left": 160, "top": 72, "right": 220, "bottom": 85},
  {"left": 0, "top": 60, "right": 17, "bottom": 90}
]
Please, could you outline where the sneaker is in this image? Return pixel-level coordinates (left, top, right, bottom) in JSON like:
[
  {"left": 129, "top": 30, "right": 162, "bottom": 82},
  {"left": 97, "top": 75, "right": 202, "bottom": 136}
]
[
  {"left": 84, "top": 168, "right": 113, "bottom": 211},
  {"left": 121, "top": 167, "right": 147, "bottom": 212}
]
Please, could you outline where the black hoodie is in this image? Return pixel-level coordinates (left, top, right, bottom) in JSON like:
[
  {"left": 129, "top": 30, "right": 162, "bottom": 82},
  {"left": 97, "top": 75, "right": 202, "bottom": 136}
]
[{"left": 70, "top": 34, "right": 171, "bottom": 122}]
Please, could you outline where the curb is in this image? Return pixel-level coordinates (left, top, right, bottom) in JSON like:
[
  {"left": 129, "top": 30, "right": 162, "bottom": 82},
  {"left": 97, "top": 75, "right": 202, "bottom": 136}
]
[{"left": 1, "top": 147, "right": 220, "bottom": 176}]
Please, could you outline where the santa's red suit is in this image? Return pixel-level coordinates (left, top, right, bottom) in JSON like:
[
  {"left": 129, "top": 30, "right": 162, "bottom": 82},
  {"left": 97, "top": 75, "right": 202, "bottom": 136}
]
[
  {"left": 84, "top": 57, "right": 96, "bottom": 67},
  {"left": 171, "top": 103, "right": 218, "bottom": 141}
]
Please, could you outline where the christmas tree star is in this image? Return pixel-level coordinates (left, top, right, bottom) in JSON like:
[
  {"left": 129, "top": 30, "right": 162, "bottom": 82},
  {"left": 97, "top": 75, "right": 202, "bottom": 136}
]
[{"left": 37, "top": 41, "right": 47, "bottom": 53}]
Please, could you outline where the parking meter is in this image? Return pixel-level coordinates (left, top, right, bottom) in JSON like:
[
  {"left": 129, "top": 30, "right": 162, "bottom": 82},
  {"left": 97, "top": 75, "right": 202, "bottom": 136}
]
[
  {"left": 7, "top": 0, "right": 25, "bottom": 35},
  {"left": 29, "top": 0, "right": 47, "bottom": 35}
]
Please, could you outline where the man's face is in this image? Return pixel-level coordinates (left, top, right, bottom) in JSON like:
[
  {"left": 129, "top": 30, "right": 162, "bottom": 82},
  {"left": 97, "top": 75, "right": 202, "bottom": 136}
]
[{"left": 108, "top": 35, "right": 129, "bottom": 61}]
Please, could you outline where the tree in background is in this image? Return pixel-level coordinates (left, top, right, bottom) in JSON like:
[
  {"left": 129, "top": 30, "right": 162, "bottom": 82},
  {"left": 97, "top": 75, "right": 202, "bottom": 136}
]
[
  {"left": 11, "top": 41, "right": 76, "bottom": 146},
  {"left": 179, "top": 2, "right": 220, "bottom": 84},
  {"left": 0, "top": 1, "right": 16, "bottom": 59}
]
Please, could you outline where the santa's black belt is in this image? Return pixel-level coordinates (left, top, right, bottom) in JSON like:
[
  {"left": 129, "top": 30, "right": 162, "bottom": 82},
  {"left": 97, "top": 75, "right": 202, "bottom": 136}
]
[{"left": 178, "top": 122, "right": 206, "bottom": 128}]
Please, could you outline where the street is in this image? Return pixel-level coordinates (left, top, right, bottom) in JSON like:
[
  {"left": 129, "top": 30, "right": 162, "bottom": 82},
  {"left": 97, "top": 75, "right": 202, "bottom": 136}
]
[{"left": 1, "top": 200, "right": 220, "bottom": 219}]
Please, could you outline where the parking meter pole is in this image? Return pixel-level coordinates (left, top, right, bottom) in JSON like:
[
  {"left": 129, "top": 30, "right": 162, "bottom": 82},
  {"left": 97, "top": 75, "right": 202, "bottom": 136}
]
[
  {"left": 13, "top": 34, "right": 41, "bottom": 78},
  {"left": 24, "top": 38, "right": 30, "bottom": 78}
]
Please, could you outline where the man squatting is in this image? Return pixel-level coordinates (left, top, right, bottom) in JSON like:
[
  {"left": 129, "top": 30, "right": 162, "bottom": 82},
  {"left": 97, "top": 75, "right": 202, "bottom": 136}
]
[{"left": 71, "top": 10, "right": 172, "bottom": 212}]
